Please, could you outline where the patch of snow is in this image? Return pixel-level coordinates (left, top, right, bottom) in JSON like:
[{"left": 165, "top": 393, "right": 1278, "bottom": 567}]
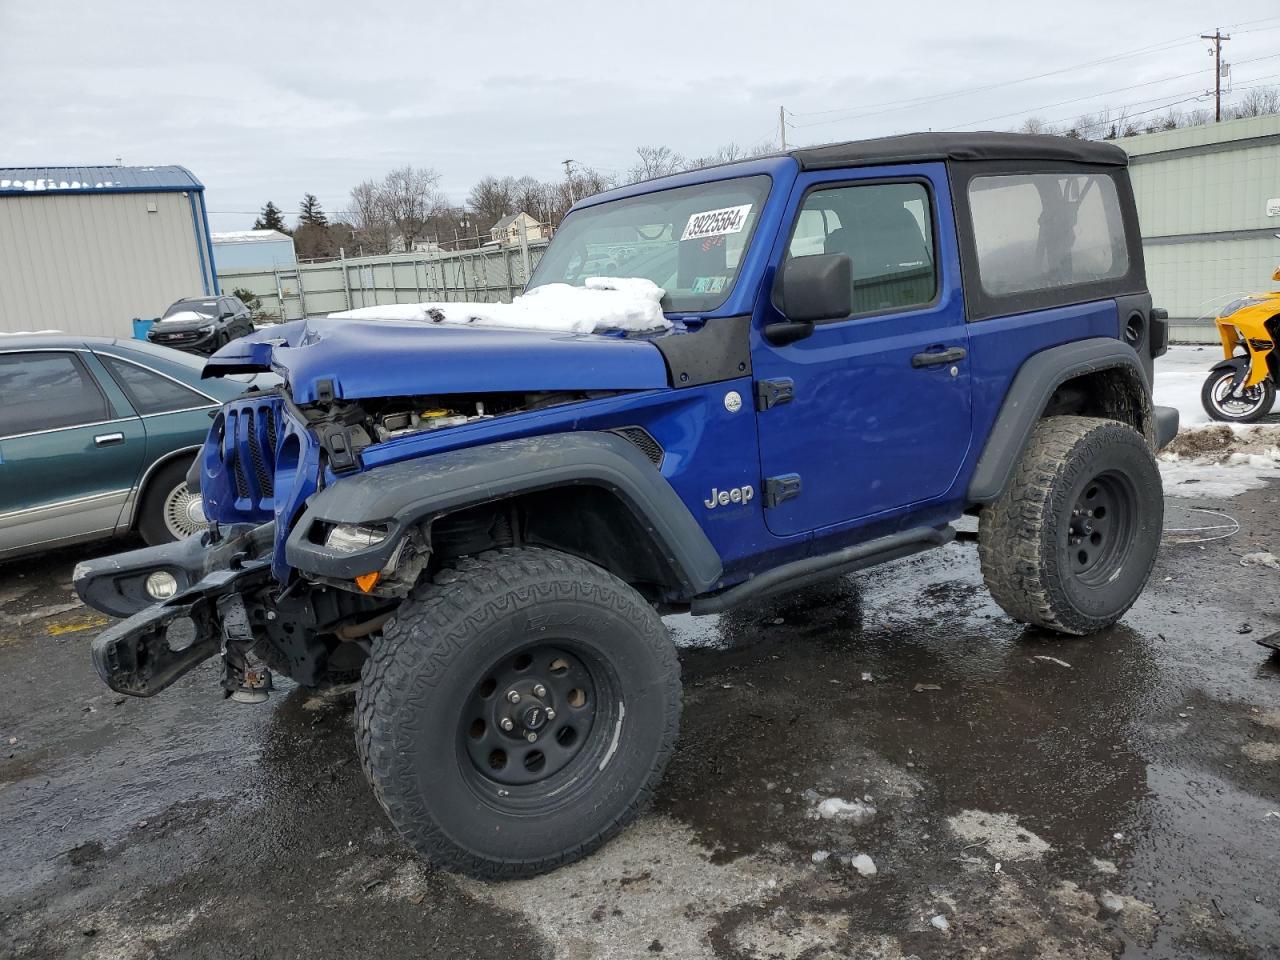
[
  {"left": 1241, "top": 551, "right": 1280, "bottom": 570},
  {"left": 813, "top": 798, "right": 877, "bottom": 825},
  {"left": 930, "top": 914, "right": 951, "bottom": 932},
  {"left": 0, "top": 329, "right": 62, "bottom": 336},
  {"left": 846, "top": 853, "right": 877, "bottom": 876},
  {"left": 329, "top": 277, "right": 670, "bottom": 335},
  {"left": 947, "top": 810, "right": 1051, "bottom": 861},
  {"left": 1159, "top": 447, "right": 1280, "bottom": 499},
  {"left": 810, "top": 850, "right": 830, "bottom": 863}
]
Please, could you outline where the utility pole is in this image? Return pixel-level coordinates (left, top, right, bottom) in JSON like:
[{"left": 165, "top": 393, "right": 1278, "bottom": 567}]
[
  {"left": 562, "top": 158, "right": 576, "bottom": 204},
  {"left": 1201, "top": 28, "right": 1230, "bottom": 122},
  {"left": 779, "top": 106, "right": 787, "bottom": 151}
]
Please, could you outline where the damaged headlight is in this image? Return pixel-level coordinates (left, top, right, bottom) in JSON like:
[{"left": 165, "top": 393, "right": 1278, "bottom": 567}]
[{"left": 324, "top": 522, "right": 389, "bottom": 553}]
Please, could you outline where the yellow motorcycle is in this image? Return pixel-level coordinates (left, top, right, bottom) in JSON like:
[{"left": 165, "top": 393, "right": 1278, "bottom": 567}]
[{"left": 1202, "top": 266, "right": 1280, "bottom": 423}]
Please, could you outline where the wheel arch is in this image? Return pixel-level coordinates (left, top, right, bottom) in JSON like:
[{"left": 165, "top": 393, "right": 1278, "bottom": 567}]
[
  {"left": 119, "top": 444, "right": 201, "bottom": 532},
  {"left": 967, "top": 338, "right": 1154, "bottom": 505},
  {"left": 284, "top": 432, "right": 724, "bottom": 602}
]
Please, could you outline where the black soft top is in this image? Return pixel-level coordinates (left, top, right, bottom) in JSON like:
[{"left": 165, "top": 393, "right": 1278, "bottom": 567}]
[{"left": 791, "top": 132, "right": 1128, "bottom": 170}]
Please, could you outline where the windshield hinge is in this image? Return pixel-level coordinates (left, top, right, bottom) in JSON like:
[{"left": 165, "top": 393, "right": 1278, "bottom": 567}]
[{"left": 755, "top": 378, "right": 795, "bottom": 411}]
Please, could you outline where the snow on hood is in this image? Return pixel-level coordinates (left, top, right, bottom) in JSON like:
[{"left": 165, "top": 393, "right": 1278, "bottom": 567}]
[
  {"left": 155, "top": 310, "right": 208, "bottom": 325},
  {"left": 327, "top": 277, "right": 670, "bottom": 334}
]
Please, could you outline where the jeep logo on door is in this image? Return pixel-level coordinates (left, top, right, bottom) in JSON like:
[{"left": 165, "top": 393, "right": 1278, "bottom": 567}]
[{"left": 704, "top": 485, "right": 755, "bottom": 509}]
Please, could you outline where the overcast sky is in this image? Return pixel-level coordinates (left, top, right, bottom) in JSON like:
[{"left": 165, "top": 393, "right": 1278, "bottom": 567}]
[{"left": 2, "top": 2, "right": 1277, "bottom": 231}]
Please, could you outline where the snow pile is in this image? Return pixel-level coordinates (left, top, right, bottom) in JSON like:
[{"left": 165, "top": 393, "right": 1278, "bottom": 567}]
[
  {"left": 328, "top": 277, "right": 670, "bottom": 335},
  {"left": 1154, "top": 346, "right": 1280, "bottom": 498},
  {"left": 812, "top": 798, "right": 877, "bottom": 825}
]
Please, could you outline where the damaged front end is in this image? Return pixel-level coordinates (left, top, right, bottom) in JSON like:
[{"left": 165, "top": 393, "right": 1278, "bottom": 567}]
[
  {"left": 75, "top": 522, "right": 390, "bottom": 699},
  {"left": 75, "top": 315, "right": 674, "bottom": 700}
]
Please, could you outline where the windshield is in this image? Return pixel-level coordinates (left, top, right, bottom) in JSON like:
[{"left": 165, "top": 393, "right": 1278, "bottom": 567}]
[
  {"left": 163, "top": 299, "right": 217, "bottom": 319},
  {"left": 529, "top": 175, "right": 771, "bottom": 313}
]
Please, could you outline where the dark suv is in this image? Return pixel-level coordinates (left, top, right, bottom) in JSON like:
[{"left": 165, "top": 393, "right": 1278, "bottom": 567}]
[
  {"left": 146, "top": 295, "right": 254, "bottom": 354},
  {"left": 78, "top": 132, "right": 1177, "bottom": 880}
]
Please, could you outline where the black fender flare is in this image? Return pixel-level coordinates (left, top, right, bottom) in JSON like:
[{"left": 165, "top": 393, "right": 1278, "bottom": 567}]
[
  {"left": 967, "top": 337, "right": 1152, "bottom": 504},
  {"left": 284, "top": 432, "right": 723, "bottom": 595}
]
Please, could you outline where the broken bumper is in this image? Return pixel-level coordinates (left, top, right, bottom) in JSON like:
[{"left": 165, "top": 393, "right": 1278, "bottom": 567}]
[{"left": 74, "top": 523, "right": 275, "bottom": 697}]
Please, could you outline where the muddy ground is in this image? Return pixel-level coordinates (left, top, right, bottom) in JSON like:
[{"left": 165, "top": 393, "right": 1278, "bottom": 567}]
[{"left": 2, "top": 482, "right": 1279, "bottom": 959}]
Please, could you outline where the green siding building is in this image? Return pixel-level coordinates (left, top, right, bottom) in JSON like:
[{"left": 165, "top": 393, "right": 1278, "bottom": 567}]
[{"left": 1119, "top": 115, "right": 1280, "bottom": 343}]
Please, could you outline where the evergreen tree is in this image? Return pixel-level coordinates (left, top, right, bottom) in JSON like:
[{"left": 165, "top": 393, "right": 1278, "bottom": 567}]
[
  {"left": 252, "top": 200, "right": 288, "bottom": 232},
  {"left": 298, "top": 193, "right": 328, "bottom": 228}
]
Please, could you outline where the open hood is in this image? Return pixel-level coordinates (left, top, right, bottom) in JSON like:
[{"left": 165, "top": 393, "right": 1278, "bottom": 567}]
[{"left": 203, "top": 317, "right": 672, "bottom": 403}]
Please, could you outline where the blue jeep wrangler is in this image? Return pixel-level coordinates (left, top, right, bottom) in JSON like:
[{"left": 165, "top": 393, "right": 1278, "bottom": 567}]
[{"left": 76, "top": 132, "right": 1178, "bottom": 878}]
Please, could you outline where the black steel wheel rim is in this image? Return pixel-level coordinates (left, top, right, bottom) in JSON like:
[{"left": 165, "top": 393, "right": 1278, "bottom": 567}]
[
  {"left": 458, "top": 642, "right": 611, "bottom": 794},
  {"left": 1066, "top": 471, "right": 1137, "bottom": 587},
  {"left": 1211, "top": 372, "right": 1266, "bottom": 417}
]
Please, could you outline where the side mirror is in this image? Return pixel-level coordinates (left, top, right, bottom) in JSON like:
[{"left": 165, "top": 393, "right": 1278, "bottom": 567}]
[{"left": 766, "top": 253, "right": 852, "bottom": 345}]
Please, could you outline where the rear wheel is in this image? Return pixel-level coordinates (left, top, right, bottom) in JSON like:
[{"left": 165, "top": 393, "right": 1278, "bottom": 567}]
[
  {"left": 1201, "top": 369, "right": 1275, "bottom": 423},
  {"left": 979, "top": 416, "right": 1163, "bottom": 635},
  {"left": 356, "top": 547, "right": 680, "bottom": 878}
]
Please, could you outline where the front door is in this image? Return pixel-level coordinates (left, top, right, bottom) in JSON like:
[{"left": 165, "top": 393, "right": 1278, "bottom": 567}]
[
  {"left": 0, "top": 350, "right": 146, "bottom": 555},
  {"left": 753, "top": 163, "right": 973, "bottom": 537}
]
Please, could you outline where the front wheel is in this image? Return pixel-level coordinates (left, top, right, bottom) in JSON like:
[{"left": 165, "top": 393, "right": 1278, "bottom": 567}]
[
  {"left": 356, "top": 547, "right": 681, "bottom": 878},
  {"left": 137, "top": 458, "right": 207, "bottom": 545},
  {"left": 1201, "top": 369, "right": 1276, "bottom": 423},
  {"left": 979, "top": 416, "right": 1163, "bottom": 636}
]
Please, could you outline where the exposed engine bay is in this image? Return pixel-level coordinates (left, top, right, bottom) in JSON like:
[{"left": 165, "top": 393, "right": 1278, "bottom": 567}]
[{"left": 297, "top": 389, "right": 620, "bottom": 472}]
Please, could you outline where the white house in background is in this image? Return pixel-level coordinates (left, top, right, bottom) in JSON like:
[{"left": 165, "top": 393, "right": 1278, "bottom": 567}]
[
  {"left": 389, "top": 235, "right": 443, "bottom": 254},
  {"left": 211, "top": 229, "right": 297, "bottom": 270},
  {"left": 490, "top": 212, "right": 548, "bottom": 246}
]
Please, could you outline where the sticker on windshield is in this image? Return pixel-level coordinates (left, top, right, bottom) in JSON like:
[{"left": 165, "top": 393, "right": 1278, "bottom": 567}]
[
  {"left": 691, "top": 276, "right": 727, "bottom": 294},
  {"left": 681, "top": 204, "right": 753, "bottom": 242}
]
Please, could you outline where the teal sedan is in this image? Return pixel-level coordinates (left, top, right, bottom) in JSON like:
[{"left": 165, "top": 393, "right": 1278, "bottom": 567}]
[{"left": 0, "top": 335, "right": 270, "bottom": 560}]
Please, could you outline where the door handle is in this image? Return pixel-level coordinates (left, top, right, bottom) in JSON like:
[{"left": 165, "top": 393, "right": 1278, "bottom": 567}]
[
  {"left": 94, "top": 432, "right": 125, "bottom": 447},
  {"left": 911, "top": 346, "right": 967, "bottom": 368}
]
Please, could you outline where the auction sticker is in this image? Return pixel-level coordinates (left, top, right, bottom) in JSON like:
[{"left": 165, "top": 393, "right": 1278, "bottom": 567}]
[{"left": 681, "top": 204, "right": 752, "bottom": 242}]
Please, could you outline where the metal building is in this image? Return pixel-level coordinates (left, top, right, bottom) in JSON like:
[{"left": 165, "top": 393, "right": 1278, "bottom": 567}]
[
  {"left": 1119, "top": 115, "right": 1280, "bottom": 342},
  {"left": 0, "top": 165, "right": 217, "bottom": 337},
  {"left": 211, "top": 229, "right": 297, "bottom": 272}
]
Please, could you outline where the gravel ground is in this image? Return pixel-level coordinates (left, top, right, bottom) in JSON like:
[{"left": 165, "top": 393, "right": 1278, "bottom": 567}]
[{"left": 1, "top": 458, "right": 1278, "bottom": 957}]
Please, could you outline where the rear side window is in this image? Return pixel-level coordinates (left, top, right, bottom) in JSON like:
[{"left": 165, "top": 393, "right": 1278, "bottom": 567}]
[
  {"left": 0, "top": 351, "right": 112, "bottom": 436},
  {"left": 968, "top": 173, "right": 1128, "bottom": 297},
  {"left": 787, "top": 181, "right": 937, "bottom": 318},
  {"left": 100, "top": 355, "right": 210, "bottom": 415}
]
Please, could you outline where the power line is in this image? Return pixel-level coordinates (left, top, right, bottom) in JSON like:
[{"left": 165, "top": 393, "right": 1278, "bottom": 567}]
[
  {"left": 786, "top": 33, "right": 1204, "bottom": 126},
  {"left": 950, "top": 53, "right": 1280, "bottom": 130}
]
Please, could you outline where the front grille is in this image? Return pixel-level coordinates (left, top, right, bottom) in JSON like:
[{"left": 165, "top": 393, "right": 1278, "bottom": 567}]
[
  {"left": 222, "top": 398, "right": 283, "bottom": 504},
  {"left": 611, "top": 426, "right": 664, "bottom": 468}
]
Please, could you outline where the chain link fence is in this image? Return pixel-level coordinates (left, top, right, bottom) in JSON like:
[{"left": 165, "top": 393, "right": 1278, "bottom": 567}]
[{"left": 217, "top": 240, "right": 549, "bottom": 323}]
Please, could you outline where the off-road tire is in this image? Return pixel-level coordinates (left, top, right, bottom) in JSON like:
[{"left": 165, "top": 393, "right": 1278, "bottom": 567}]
[
  {"left": 355, "top": 547, "right": 681, "bottom": 879},
  {"left": 1200, "top": 369, "right": 1276, "bottom": 423},
  {"left": 979, "top": 416, "right": 1163, "bottom": 635}
]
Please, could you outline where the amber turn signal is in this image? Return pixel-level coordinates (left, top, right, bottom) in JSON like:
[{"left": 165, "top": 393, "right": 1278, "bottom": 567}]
[{"left": 354, "top": 572, "right": 381, "bottom": 593}]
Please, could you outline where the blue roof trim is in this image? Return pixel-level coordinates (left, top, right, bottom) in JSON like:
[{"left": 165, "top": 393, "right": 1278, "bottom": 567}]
[{"left": 0, "top": 164, "right": 204, "bottom": 196}]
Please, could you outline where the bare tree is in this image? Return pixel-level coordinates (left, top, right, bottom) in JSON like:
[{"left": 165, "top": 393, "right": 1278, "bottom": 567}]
[
  {"left": 628, "top": 145, "right": 687, "bottom": 183},
  {"left": 344, "top": 180, "right": 392, "bottom": 254},
  {"left": 466, "top": 175, "right": 517, "bottom": 233},
  {"left": 380, "top": 165, "right": 443, "bottom": 250},
  {"left": 1228, "top": 86, "right": 1280, "bottom": 119}
]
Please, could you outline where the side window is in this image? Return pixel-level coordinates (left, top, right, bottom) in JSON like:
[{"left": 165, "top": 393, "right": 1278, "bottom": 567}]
[
  {"left": 967, "top": 173, "right": 1128, "bottom": 297},
  {"left": 99, "top": 355, "right": 210, "bottom": 415},
  {"left": 0, "top": 352, "right": 112, "bottom": 436},
  {"left": 787, "top": 181, "right": 937, "bottom": 317}
]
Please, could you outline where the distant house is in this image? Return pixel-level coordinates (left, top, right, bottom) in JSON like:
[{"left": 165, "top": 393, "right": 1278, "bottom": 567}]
[
  {"left": 211, "top": 229, "right": 297, "bottom": 270},
  {"left": 390, "top": 235, "right": 443, "bottom": 254},
  {"left": 490, "top": 212, "right": 548, "bottom": 246}
]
